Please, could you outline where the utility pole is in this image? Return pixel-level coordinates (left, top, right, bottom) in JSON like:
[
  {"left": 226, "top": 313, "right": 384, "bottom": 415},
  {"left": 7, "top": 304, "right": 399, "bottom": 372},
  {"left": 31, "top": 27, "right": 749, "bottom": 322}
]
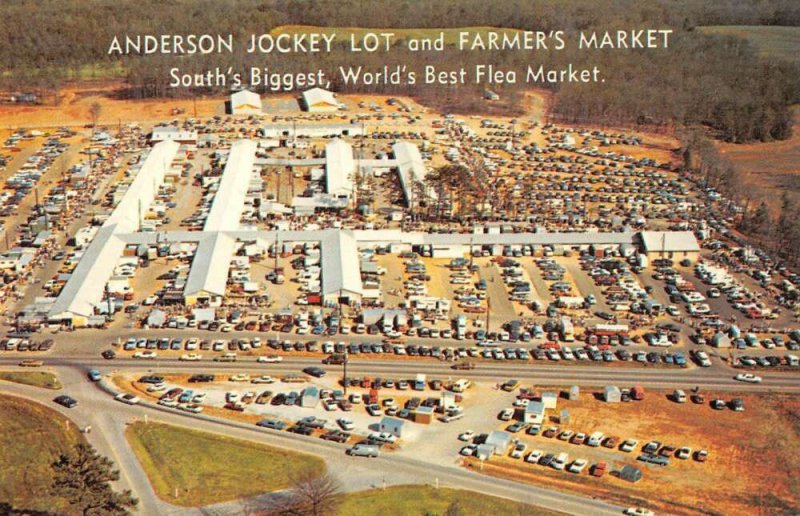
[
  {"left": 486, "top": 296, "right": 491, "bottom": 334},
  {"left": 343, "top": 343, "right": 349, "bottom": 396}
]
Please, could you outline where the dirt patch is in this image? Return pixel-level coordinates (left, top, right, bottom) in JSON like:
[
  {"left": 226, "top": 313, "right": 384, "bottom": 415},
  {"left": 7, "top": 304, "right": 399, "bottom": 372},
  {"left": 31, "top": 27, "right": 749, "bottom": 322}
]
[{"left": 468, "top": 387, "right": 800, "bottom": 515}]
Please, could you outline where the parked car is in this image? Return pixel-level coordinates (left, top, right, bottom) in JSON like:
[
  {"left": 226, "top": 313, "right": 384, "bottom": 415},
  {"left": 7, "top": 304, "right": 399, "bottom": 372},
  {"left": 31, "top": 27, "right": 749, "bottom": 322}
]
[{"left": 54, "top": 395, "right": 78, "bottom": 408}]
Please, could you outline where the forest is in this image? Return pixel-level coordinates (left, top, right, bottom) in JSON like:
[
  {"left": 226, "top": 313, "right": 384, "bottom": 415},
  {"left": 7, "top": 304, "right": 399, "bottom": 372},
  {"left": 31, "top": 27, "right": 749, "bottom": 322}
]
[{"left": 1, "top": 0, "right": 798, "bottom": 143}]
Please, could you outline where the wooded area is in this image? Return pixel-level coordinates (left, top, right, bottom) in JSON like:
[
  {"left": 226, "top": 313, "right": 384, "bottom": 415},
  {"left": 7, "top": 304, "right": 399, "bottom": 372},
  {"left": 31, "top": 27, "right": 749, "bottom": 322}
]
[{"left": 1, "top": 0, "right": 798, "bottom": 143}]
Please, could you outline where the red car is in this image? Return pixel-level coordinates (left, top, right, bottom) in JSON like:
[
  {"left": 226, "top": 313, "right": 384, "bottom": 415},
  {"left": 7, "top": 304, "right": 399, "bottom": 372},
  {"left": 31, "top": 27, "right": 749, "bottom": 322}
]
[{"left": 590, "top": 462, "right": 607, "bottom": 477}]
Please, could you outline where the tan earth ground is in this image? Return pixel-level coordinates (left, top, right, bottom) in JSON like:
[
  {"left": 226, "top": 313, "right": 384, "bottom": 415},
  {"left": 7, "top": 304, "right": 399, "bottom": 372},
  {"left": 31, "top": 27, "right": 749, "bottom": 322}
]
[{"left": 468, "top": 386, "right": 800, "bottom": 515}]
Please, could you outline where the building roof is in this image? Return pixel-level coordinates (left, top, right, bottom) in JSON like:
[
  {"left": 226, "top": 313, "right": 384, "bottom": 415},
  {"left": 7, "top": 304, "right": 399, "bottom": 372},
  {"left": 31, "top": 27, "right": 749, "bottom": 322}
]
[
  {"left": 392, "top": 142, "right": 429, "bottom": 205},
  {"left": 380, "top": 416, "right": 404, "bottom": 427},
  {"left": 325, "top": 139, "right": 354, "bottom": 197},
  {"left": 485, "top": 430, "right": 512, "bottom": 450},
  {"left": 49, "top": 141, "right": 179, "bottom": 319},
  {"left": 184, "top": 232, "right": 236, "bottom": 297},
  {"left": 231, "top": 90, "right": 262, "bottom": 112},
  {"left": 320, "top": 230, "right": 363, "bottom": 298},
  {"left": 640, "top": 231, "right": 700, "bottom": 253},
  {"left": 302, "top": 88, "right": 337, "bottom": 108},
  {"left": 260, "top": 122, "right": 363, "bottom": 138},
  {"left": 204, "top": 140, "right": 256, "bottom": 232},
  {"left": 48, "top": 225, "right": 126, "bottom": 319},
  {"left": 150, "top": 126, "right": 198, "bottom": 143},
  {"left": 108, "top": 141, "right": 180, "bottom": 234}
]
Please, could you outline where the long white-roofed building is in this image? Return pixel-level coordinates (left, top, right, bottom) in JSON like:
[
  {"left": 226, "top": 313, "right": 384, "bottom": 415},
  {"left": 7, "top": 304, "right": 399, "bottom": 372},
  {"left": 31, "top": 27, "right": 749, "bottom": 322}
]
[
  {"left": 325, "top": 139, "right": 355, "bottom": 198},
  {"left": 204, "top": 140, "right": 257, "bottom": 232},
  {"left": 392, "top": 142, "right": 432, "bottom": 208},
  {"left": 184, "top": 140, "right": 257, "bottom": 305},
  {"left": 320, "top": 230, "right": 363, "bottom": 305},
  {"left": 48, "top": 141, "right": 180, "bottom": 325}
]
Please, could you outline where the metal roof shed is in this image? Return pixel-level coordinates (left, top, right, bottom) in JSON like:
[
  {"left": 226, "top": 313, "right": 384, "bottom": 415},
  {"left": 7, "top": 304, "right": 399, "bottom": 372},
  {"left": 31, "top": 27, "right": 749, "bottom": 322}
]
[
  {"left": 604, "top": 385, "right": 622, "bottom": 403},
  {"left": 379, "top": 416, "right": 405, "bottom": 437},
  {"left": 485, "top": 430, "right": 512, "bottom": 455}
]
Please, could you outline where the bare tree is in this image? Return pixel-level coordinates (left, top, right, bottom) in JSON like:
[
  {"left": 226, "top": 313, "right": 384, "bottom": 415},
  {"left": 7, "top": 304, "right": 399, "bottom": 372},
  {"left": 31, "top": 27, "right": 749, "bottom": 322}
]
[
  {"left": 254, "top": 471, "right": 341, "bottom": 516},
  {"left": 88, "top": 101, "right": 102, "bottom": 133},
  {"left": 287, "top": 471, "right": 342, "bottom": 516}
]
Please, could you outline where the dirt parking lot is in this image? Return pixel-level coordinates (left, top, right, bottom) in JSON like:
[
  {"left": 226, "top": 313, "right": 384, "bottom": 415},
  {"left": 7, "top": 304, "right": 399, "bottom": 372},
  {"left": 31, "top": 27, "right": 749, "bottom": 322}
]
[{"left": 467, "top": 386, "right": 800, "bottom": 515}]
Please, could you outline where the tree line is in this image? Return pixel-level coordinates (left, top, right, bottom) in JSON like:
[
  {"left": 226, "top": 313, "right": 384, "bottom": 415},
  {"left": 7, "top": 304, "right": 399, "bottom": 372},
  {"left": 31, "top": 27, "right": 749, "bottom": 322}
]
[
  {"left": 0, "top": 0, "right": 798, "bottom": 143},
  {"left": 681, "top": 128, "right": 800, "bottom": 265}
]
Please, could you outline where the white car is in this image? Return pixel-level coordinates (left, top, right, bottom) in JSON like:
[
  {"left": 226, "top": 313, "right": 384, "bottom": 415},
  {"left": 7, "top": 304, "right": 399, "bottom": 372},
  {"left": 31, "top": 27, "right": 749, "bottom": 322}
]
[
  {"left": 735, "top": 373, "right": 763, "bottom": 383},
  {"left": 460, "top": 444, "right": 477, "bottom": 456},
  {"left": 568, "top": 459, "right": 588, "bottom": 473},
  {"left": 146, "top": 383, "right": 166, "bottom": 392},
  {"left": 512, "top": 398, "right": 529, "bottom": 407},
  {"left": 458, "top": 430, "right": 475, "bottom": 442},
  {"left": 257, "top": 355, "right": 283, "bottom": 363},
  {"left": 229, "top": 374, "right": 250, "bottom": 382},
  {"left": 337, "top": 418, "right": 355, "bottom": 431},
  {"left": 368, "top": 432, "right": 397, "bottom": 444},
  {"left": 510, "top": 442, "right": 527, "bottom": 459},
  {"left": 179, "top": 353, "right": 202, "bottom": 361},
  {"left": 525, "top": 449, "right": 543, "bottom": 463},
  {"left": 115, "top": 393, "right": 140, "bottom": 405},
  {"left": 625, "top": 509, "right": 655, "bottom": 516},
  {"left": 133, "top": 351, "right": 157, "bottom": 359},
  {"left": 251, "top": 375, "right": 276, "bottom": 384}
]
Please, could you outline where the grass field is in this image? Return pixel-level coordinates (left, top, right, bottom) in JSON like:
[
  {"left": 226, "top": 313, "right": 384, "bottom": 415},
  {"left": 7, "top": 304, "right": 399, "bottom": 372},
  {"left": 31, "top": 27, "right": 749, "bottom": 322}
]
[
  {"left": 0, "top": 371, "right": 62, "bottom": 390},
  {"left": 698, "top": 25, "right": 800, "bottom": 63},
  {"left": 337, "top": 485, "right": 561, "bottom": 515},
  {"left": 0, "top": 394, "right": 85, "bottom": 513},
  {"left": 270, "top": 25, "right": 522, "bottom": 45},
  {"left": 125, "top": 422, "right": 324, "bottom": 507},
  {"left": 717, "top": 105, "right": 800, "bottom": 215}
]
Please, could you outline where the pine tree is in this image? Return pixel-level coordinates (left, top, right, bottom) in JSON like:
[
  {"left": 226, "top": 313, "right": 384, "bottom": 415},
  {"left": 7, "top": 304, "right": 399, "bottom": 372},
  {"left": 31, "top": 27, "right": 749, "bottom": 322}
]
[{"left": 51, "top": 443, "right": 137, "bottom": 516}]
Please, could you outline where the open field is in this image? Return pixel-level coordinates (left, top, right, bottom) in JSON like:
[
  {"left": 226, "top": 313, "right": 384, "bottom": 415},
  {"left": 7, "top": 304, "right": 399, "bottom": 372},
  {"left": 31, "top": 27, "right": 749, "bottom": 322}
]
[
  {"left": 337, "top": 485, "right": 561, "bottom": 516},
  {"left": 718, "top": 105, "right": 800, "bottom": 215},
  {"left": 0, "top": 83, "right": 224, "bottom": 129},
  {"left": 697, "top": 26, "right": 800, "bottom": 64},
  {"left": 0, "top": 394, "right": 85, "bottom": 513},
  {"left": 125, "top": 421, "right": 325, "bottom": 506},
  {"left": 468, "top": 387, "right": 800, "bottom": 515},
  {"left": 0, "top": 370, "right": 62, "bottom": 389}
]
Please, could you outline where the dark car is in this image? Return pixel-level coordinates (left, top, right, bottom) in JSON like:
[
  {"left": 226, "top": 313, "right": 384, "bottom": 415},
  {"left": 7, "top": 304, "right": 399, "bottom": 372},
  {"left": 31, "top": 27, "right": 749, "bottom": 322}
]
[
  {"left": 138, "top": 375, "right": 165, "bottom": 384},
  {"left": 188, "top": 374, "right": 215, "bottom": 383},
  {"left": 101, "top": 349, "right": 116, "bottom": 360},
  {"left": 288, "top": 425, "right": 314, "bottom": 435},
  {"left": 54, "top": 395, "right": 78, "bottom": 408},
  {"left": 539, "top": 453, "right": 555, "bottom": 467},
  {"left": 506, "top": 422, "right": 527, "bottom": 433},
  {"left": 321, "top": 430, "right": 350, "bottom": 443},
  {"left": 303, "top": 367, "right": 327, "bottom": 378}
]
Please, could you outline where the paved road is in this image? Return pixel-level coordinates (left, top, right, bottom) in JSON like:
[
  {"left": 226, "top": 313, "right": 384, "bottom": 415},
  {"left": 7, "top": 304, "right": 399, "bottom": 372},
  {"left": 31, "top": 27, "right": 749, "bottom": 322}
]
[
  {"left": 0, "top": 374, "right": 625, "bottom": 516},
  {"left": 4, "top": 355, "right": 799, "bottom": 392}
]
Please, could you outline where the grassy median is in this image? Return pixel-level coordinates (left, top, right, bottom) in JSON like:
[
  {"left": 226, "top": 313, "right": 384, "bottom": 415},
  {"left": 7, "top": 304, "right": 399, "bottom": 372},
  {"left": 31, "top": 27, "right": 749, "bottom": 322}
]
[
  {"left": 0, "top": 394, "right": 85, "bottom": 513},
  {"left": 125, "top": 421, "right": 324, "bottom": 506},
  {"left": 338, "top": 485, "right": 560, "bottom": 515},
  {"left": 0, "top": 371, "right": 62, "bottom": 390}
]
